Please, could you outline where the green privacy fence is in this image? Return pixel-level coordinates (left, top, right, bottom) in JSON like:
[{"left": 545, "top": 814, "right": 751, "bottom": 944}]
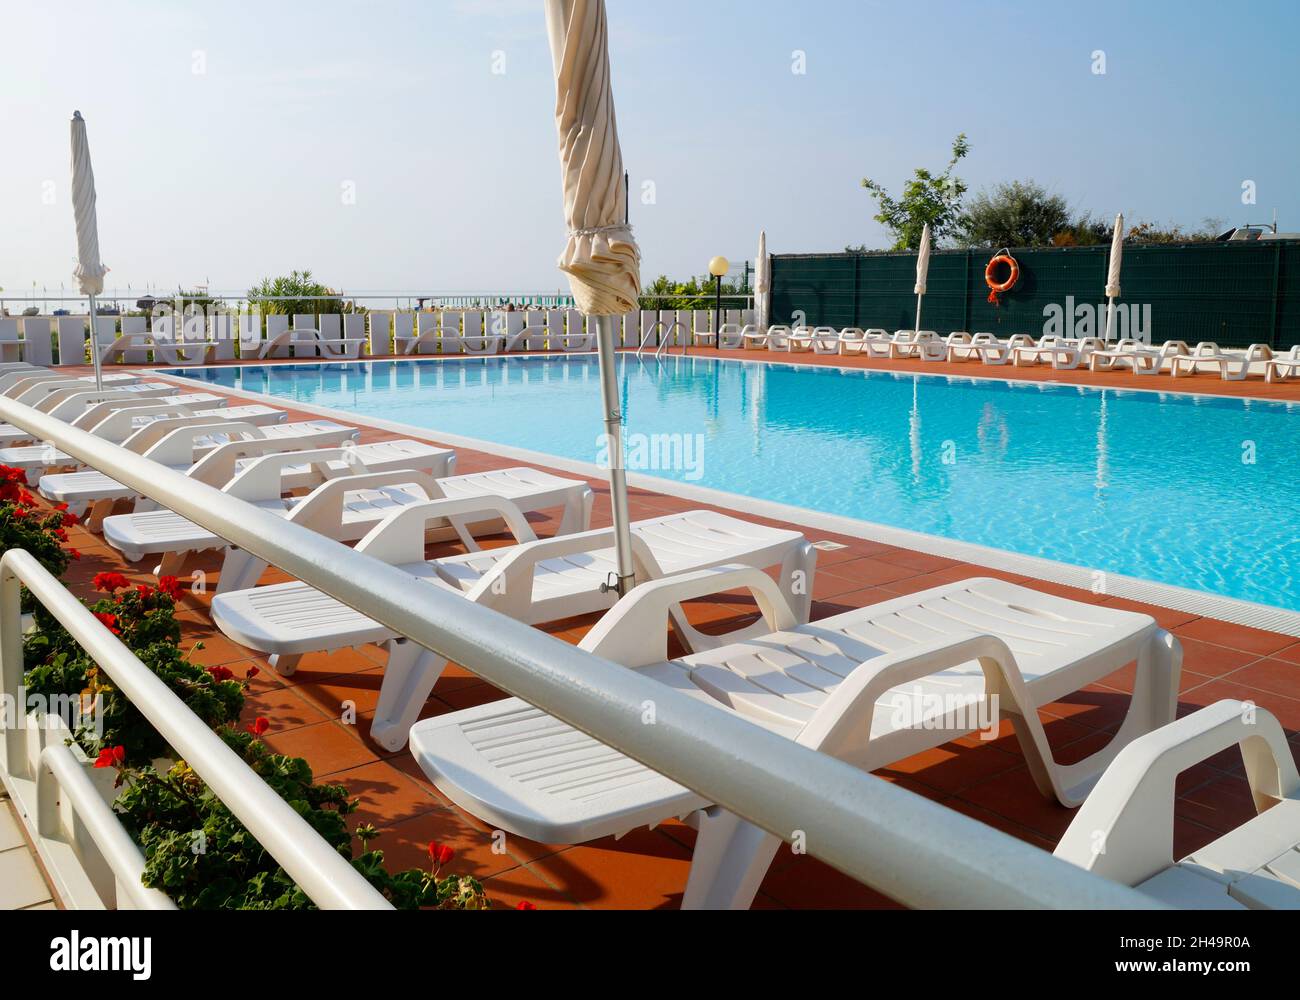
[{"left": 770, "top": 240, "right": 1300, "bottom": 349}]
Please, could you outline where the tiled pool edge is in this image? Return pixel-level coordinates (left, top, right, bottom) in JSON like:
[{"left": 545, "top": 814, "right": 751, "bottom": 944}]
[{"left": 145, "top": 370, "right": 1300, "bottom": 639}]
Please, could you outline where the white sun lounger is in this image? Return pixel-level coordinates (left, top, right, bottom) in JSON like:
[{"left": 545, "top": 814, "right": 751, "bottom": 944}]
[
  {"left": 0, "top": 399, "right": 285, "bottom": 473},
  {"left": 974, "top": 333, "right": 1036, "bottom": 365},
  {"left": 916, "top": 331, "right": 977, "bottom": 362},
  {"left": 0, "top": 385, "right": 220, "bottom": 447},
  {"left": 1056, "top": 699, "right": 1300, "bottom": 909},
  {"left": 839, "top": 329, "right": 888, "bottom": 356},
  {"left": 104, "top": 458, "right": 591, "bottom": 587},
  {"left": 1087, "top": 338, "right": 1190, "bottom": 375},
  {"left": 409, "top": 569, "right": 1180, "bottom": 909},
  {"left": 788, "top": 326, "right": 842, "bottom": 354},
  {"left": 1012, "top": 336, "right": 1106, "bottom": 370},
  {"left": 38, "top": 419, "right": 360, "bottom": 525},
  {"left": 1264, "top": 345, "right": 1300, "bottom": 383},
  {"left": 741, "top": 325, "right": 778, "bottom": 350},
  {"left": 1169, "top": 342, "right": 1272, "bottom": 380},
  {"left": 212, "top": 507, "right": 816, "bottom": 750}
]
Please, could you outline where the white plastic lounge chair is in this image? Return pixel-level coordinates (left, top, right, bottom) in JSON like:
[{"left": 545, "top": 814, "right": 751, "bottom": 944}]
[
  {"left": 1056, "top": 699, "right": 1300, "bottom": 909},
  {"left": 1012, "top": 336, "right": 1105, "bottom": 370},
  {"left": 788, "top": 326, "right": 841, "bottom": 354},
  {"left": 917, "top": 331, "right": 976, "bottom": 362},
  {"left": 212, "top": 507, "right": 816, "bottom": 750},
  {"left": 974, "top": 333, "right": 1036, "bottom": 365},
  {"left": 388, "top": 313, "right": 415, "bottom": 355},
  {"left": 106, "top": 457, "right": 591, "bottom": 587},
  {"left": 38, "top": 419, "right": 361, "bottom": 525},
  {"left": 0, "top": 400, "right": 283, "bottom": 473},
  {"left": 886, "top": 330, "right": 938, "bottom": 359},
  {"left": 717, "top": 323, "right": 746, "bottom": 350},
  {"left": 1264, "top": 345, "right": 1300, "bottom": 383},
  {"left": 0, "top": 385, "right": 222, "bottom": 447},
  {"left": 409, "top": 569, "right": 1180, "bottom": 909},
  {"left": 741, "top": 325, "right": 775, "bottom": 350},
  {"left": 1169, "top": 342, "right": 1272, "bottom": 380},
  {"left": 840, "top": 328, "right": 888, "bottom": 356},
  {"left": 2, "top": 371, "right": 141, "bottom": 400},
  {"left": 766, "top": 326, "right": 793, "bottom": 352}
]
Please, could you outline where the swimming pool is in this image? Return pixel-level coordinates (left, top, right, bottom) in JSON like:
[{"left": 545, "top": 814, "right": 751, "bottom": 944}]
[{"left": 167, "top": 356, "right": 1300, "bottom": 613}]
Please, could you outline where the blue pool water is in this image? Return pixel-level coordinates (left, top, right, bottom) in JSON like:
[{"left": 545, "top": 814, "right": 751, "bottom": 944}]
[{"left": 168, "top": 356, "right": 1300, "bottom": 611}]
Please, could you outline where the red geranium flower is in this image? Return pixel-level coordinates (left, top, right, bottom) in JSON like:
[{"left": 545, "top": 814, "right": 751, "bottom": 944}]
[
  {"left": 208, "top": 665, "right": 234, "bottom": 682},
  {"left": 68, "top": 548, "right": 81, "bottom": 560},
  {"left": 93, "top": 612, "right": 120, "bottom": 635},
  {"left": 157, "top": 575, "right": 183, "bottom": 600},
  {"left": 1, "top": 466, "right": 28, "bottom": 485},
  {"left": 61, "top": 510, "right": 80, "bottom": 526},
  {"left": 249, "top": 717, "right": 271, "bottom": 737},
  {"left": 93, "top": 746, "right": 127, "bottom": 769},
  {"left": 92, "top": 572, "right": 131, "bottom": 592},
  {"left": 515, "top": 901, "right": 536, "bottom": 910},
  {"left": 427, "top": 842, "right": 455, "bottom": 867},
  {"left": 246, "top": 665, "right": 260, "bottom": 680}
]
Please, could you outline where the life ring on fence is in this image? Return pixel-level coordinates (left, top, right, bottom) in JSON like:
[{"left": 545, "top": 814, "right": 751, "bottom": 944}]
[{"left": 985, "top": 252, "right": 1019, "bottom": 304}]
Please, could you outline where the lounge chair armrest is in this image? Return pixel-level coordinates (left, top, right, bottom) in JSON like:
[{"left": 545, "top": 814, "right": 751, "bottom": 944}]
[
  {"left": 1054, "top": 700, "right": 1299, "bottom": 885},
  {"left": 577, "top": 564, "right": 800, "bottom": 667},
  {"left": 356, "top": 494, "right": 535, "bottom": 564},
  {"left": 796, "top": 632, "right": 1024, "bottom": 760}
]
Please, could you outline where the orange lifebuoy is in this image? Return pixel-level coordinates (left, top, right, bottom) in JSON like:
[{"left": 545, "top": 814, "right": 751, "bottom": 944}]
[{"left": 985, "top": 253, "right": 1019, "bottom": 304}]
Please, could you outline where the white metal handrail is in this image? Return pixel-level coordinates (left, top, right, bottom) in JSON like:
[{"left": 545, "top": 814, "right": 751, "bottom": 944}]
[
  {"left": 0, "top": 395, "right": 1157, "bottom": 908},
  {"left": 0, "top": 548, "right": 391, "bottom": 910}
]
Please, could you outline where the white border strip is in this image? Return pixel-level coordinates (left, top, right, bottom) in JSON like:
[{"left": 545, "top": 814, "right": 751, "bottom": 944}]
[{"left": 145, "top": 363, "right": 1300, "bottom": 639}]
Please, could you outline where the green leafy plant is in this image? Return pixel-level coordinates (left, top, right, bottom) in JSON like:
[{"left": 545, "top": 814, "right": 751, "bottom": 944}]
[
  {"left": 23, "top": 574, "right": 246, "bottom": 762},
  {"left": 858, "top": 133, "right": 970, "bottom": 250},
  {"left": 104, "top": 726, "right": 490, "bottom": 910},
  {"left": 0, "top": 465, "right": 80, "bottom": 603},
  {"left": 247, "top": 270, "right": 345, "bottom": 316},
  {"left": 956, "top": 180, "right": 1072, "bottom": 249}
]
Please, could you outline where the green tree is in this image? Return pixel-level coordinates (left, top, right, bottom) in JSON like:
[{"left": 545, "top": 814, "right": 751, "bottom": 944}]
[
  {"left": 859, "top": 133, "right": 970, "bottom": 250},
  {"left": 957, "top": 180, "right": 1072, "bottom": 248},
  {"left": 638, "top": 273, "right": 747, "bottom": 312},
  {"left": 247, "top": 270, "right": 345, "bottom": 315}
]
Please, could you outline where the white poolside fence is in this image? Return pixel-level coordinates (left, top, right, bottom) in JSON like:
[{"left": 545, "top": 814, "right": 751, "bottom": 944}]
[{"left": 0, "top": 293, "right": 756, "bottom": 367}]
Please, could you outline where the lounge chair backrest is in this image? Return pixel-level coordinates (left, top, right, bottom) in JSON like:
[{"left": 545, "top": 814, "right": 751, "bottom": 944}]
[
  {"left": 187, "top": 434, "right": 322, "bottom": 487},
  {"left": 53, "top": 390, "right": 152, "bottom": 425},
  {"left": 121, "top": 414, "right": 243, "bottom": 454},
  {"left": 369, "top": 313, "right": 391, "bottom": 353},
  {"left": 282, "top": 468, "right": 445, "bottom": 536},
  {"left": 142, "top": 420, "right": 259, "bottom": 467},
  {"left": 318, "top": 314, "right": 341, "bottom": 341},
  {"left": 355, "top": 494, "right": 538, "bottom": 565},
  {"left": 222, "top": 446, "right": 368, "bottom": 501},
  {"left": 85, "top": 404, "right": 194, "bottom": 440},
  {"left": 20, "top": 317, "right": 52, "bottom": 366},
  {"left": 392, "top": 312, "right": 414, "bottom": 352},
  {"left": 343, "top": 313, "right": 366, "bottom": 352}
]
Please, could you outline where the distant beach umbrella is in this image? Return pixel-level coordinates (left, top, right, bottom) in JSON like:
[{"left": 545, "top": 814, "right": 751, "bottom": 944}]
[
  {"left": 71, "top": 110, "right": 109, "bottom": 389},
  {"left": 545, "top": 0, "right": 641, "bottom": 595},
  {"left": 1104, "top": 213, "right": 1124, "bottom": 341},
  {"left": 755, "top": 230, "right": 770, "bottom": 332},
  {"left": 914, "top": 223, "right": 931, "bottom": 331}
]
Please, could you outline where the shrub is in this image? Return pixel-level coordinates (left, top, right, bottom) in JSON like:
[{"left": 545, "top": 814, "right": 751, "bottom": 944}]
[
  {"left": 106, "top": 726, "right": 489, "bottom": 910},
  {"left": 23, "top": 575, "right": 247, "bottom": 762},
  {"left": 0, "top": 466, "right": 79, "bottom": 589}
]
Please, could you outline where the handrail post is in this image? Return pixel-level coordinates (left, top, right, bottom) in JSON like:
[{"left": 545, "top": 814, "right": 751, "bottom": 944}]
[{"left": 1, "top": 559, "right": 27, "bottom": 778}]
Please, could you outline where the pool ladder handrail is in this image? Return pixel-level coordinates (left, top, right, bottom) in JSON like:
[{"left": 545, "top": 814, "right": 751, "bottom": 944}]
[{"left": 634, "top": 320, "right": 691, "bottom": 359}]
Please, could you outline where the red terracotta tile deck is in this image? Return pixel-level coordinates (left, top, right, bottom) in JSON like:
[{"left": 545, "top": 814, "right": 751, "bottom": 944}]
[{"left": 42, "top": 353, "right": 1300, "bottom": 908}]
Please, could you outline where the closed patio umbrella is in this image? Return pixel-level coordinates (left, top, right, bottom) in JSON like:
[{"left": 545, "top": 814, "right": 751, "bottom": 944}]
[
  {"left": 1104, "top": 213, "right": 1124, "bottom": 342},
  {"left": 70, "top": 111, "right": 110, "bottom": 391},
  {"left": 545, "top": 0, "right": 641, "bottom": 596},
  {"left": 755, "top": 230, "right": 770, "bottom": 332},
  {"left": 914, "top": 223, "right": 931, "bottom": 332}
]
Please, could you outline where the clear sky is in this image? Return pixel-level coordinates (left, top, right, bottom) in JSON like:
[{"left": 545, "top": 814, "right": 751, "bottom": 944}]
[{"left": 3, "top": 0, "right": 1297, "bottom": 302}]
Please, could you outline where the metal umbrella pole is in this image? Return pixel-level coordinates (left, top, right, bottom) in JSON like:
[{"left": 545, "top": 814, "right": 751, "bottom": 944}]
[{"left": 594, "top": 314, "right": 636, "bottom": 596}]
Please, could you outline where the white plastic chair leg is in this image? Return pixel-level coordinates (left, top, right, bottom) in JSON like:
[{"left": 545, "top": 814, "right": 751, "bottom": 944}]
[
  {"left": 370, "top": 641, "right": 448, "bottom": 751},
  {"left": 216, "top": 548, "right": 268, "bottom": 594},
  {"left": 681, "top": 807, "right": 781, "bottom": 910}
]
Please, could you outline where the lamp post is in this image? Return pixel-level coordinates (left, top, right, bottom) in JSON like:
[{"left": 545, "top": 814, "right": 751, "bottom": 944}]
[{"left": 709, "top": 255, "right": 729, "bottom": 345}]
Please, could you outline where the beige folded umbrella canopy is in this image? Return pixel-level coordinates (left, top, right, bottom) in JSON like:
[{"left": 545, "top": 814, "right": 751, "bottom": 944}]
[
  {"left": 1104, "top": 213, "right": 1124, "bottom": 340},
  {"left": 913, "top": 222, "right": 931, "bottom": 330},
  {"left": 755, "top": 230, "right": 769, "bottom": 330},
  {"left": 545, "top": 0, "right": 640, "bottom": 594},
  {"left": 546, "top": 0, "right": 640, "bottom": 315},
  {"left": 71, "top": 110, "right": 110, "bottom": 390}
]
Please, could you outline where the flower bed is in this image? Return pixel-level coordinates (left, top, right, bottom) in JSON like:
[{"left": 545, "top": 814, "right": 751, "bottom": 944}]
[{"left": 2, "top": 465, "right": 509, "bottom": 910}]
